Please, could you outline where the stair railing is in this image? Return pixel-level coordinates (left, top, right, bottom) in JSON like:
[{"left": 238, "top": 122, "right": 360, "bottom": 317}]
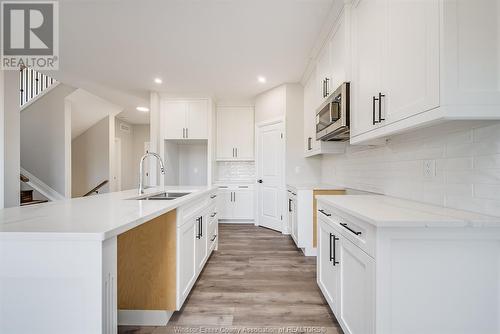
[
  {"left": 83, "top": 180, "right": 109, "bottom": 197},
  {"left": 19, "top": 66, "right": 57, "bottom": 107}
]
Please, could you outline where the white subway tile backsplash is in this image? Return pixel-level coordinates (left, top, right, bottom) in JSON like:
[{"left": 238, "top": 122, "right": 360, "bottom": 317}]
[
  {"left": 321, "top": 122, "right": 500, "bottom": 216},
  {"left": 216, "top": 161, "right": 255, "bottom": 182}
]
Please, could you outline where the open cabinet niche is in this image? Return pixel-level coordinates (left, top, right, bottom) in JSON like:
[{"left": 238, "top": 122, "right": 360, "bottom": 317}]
[{"left": 163, "top": 139, "right": 208, "bottom": 186}]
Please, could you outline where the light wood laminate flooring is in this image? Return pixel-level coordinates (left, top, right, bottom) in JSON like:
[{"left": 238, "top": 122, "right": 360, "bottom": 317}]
[{"left": 119, "top": 224, "right": 342, "bottom": 334}]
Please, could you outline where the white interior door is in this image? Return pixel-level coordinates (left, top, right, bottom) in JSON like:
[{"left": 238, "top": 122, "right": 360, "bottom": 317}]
[{"left": 257, "top": 121, "right": 285, "bottom": 232}]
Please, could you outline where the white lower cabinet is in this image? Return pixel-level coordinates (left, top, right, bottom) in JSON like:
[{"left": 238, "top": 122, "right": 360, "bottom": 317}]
[
  {"left": 338, "top": 234, "right": 375, "bottom": 334},
  {"left": 316, "top": 199, "right": 500, "bottom": 334},
  {"left": 176, "top": 190, "right": 218, "bottom": 308},
  {"left": 194, "top": 213, "right": 208, "bottom": 272},
  {"left": 178, "top": 217, "right": 197, "bottom": 303},
  {"left": 217, "top": 185, "right": 254, "bottom": 220},
  {"left": 317, "top": 218, "right": 340, "bottom": 314}
]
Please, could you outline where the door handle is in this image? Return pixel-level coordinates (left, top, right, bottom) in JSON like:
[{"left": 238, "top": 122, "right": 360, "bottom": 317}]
[
  {"left": 186, "top": 128, "right": 188, "bottom": 138},
  {"left": 308, "top": 137, "right": 312, "bottom": 151},
  {"left": 288, "top": 199, "right": 292, "bottom": 212},
  {"left": 200, "top": 216, "right": 203, "bottom": 237},
  {"left": 325, "top": 77, "right": 330, "bottom": 96}
]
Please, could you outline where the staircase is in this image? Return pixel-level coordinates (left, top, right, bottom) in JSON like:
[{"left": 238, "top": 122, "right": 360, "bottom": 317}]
[{"left": 20, "top": 189, "right": 48, "bottom": 206}]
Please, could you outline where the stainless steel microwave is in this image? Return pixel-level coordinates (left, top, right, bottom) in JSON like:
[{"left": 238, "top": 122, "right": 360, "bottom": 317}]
[{"left": 316, "top": 82, "right": 350, "bottom": 141}]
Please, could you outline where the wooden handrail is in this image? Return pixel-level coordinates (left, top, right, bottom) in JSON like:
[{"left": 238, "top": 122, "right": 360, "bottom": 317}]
[
  {"left": 83, "top": 180, "right": 109, "bottom": 197},
  {"left": 20, "top": 174, "right": 29, "bottom": 183}
]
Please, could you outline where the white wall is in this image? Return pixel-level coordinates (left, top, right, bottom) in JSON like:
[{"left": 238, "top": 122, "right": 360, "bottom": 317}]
[
  {"left": 115, "top": 119, "right": 150, "bottom": 190},
  {"left": 255, "top": 84, "right": 286, "bottom": 124},
  {"left": 4, "top": 71, "right": 20, "bottom": 208},
  {"left": 0, "top": 71, "right": 4, "bottom": 208},
  {"left": 285, "top": 83, "right": 321, "bottom": 184},
  {"left": 321, "top": 121, "right": 500, "bottom": 217},
  {"left": 21, "top": 84, "right": 76, "bottom": 198},
  {"left": 71, "top": 116, "right": 111, "bottom": 197}
]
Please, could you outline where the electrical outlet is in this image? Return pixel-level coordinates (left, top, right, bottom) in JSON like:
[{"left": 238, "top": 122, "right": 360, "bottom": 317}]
[{"left": 423, "top": 160, "right": 436, "bottom": 178}]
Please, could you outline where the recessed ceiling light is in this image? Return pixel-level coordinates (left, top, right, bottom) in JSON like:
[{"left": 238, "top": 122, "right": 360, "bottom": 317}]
[
  {"left": 154, "top": 78, "right": 163, "bottom": 84},
  {"left": 257, "top": 76, "right": 267, "bottom": 83},
  {"left": 136, "top": 106, "right": 149, "bottom": 112}
]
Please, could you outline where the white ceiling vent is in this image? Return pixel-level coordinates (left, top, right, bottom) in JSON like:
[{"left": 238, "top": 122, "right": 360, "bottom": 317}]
[{"left": 119, "top": 123, "right": 131, "bottom": 133}]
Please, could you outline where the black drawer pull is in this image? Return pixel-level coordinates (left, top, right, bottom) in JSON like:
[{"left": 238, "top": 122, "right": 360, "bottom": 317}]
[
  {"left": 319, "top": 209, "right": 331, "bottom": 217},
  {"left": 211, "top": 212, "right": 217, "bottom": 218},
  {"left": 340, "top": 223, "right": 362, "bottom": 236},
  {"left": 210, "top": 194, "right": 217, "bottom": 199},
  {"left": 211, "top": 234, "right": 217, "bottom": 242}
]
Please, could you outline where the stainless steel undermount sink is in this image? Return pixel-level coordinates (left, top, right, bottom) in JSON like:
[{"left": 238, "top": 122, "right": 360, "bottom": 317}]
[{"left": 139, "top": 192, "right": 191, "bottom": 200}]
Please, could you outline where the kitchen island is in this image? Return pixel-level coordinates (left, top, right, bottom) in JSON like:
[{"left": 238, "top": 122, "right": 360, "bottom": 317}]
[{"left": 0, "top": 186, "right": 218, "bottom": 334}]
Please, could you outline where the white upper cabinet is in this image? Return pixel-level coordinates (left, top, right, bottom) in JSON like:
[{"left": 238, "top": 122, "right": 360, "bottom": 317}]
[
  {"left": 163, "top": 101, "right": 188, "bottom": 140},
  {"left": 186, "top": 100, "right": 209, "bottom": 139},
  {"left": 162, "top": 99, "right": 208, "bottom": 140},
  {"left": 216, "top": 106, "right": 254, "bottom": 161},
  {"left": 317, "top": 44, "right": 332, "bottom": 102},
  {"left": 349, "top": 0, "right": 500, "bottom": 144},
  {"left": 350, "top": 0, "right": 384, "bottom": 137},
  {"left": 382, "top": 0, "right": 439, "bottom": 126},
  {"left": 329, "top": 13, "right": 348, "bottom": 93}
]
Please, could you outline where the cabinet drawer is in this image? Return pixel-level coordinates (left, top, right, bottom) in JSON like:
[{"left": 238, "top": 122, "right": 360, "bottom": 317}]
[{"left": 317, "top": 202, "right": 376, "bottom": 258}]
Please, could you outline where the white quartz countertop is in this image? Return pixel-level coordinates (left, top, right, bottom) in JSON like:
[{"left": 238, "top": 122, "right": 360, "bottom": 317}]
[
  {"left": 287, "top": 183, "right": 346, "bottom": 191},
  {"left": 316, "top": 195, "right": 500, "bottom": 227},
  {"left": 0, "top": 186, "right": 216, "bottom": 241}
]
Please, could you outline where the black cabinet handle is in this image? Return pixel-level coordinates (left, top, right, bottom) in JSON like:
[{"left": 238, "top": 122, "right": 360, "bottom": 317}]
[
  {"left": 200, "top": 216, "right": 203, "bottom": 237},
  {"left": 211, "top": 234, "right": 217, "bottom": 242},
  {"left": 211, "top": 212, "right": 216, "bottom": 218},
  {"left": 288, "top": 199, "right": 292, "bottom": 212},
  {"left": 308, "top": 137, "right": 312, "bottom": 151},
  {"left": 378, "top": 92, "right": 385, "bottom": 122},
  {"left": 329, "top": 233, "right": 340, "bottom": 266},
  {"left": 210, "top": 194, "right": 217, "bottom": 199},
  {"left": 340, "top": 222, "right": 362, "bottom": 236},
  {"left": 186, "top": 128, "right": 188, "bottom": 139},
  {"left": 372, "top": 96, "right": 380, "bottom": 125},
  {"left": 196, "top": 217, "right": 201, "bottom": 239},
  {"left": 257, "top": 179, "right": 263, "bottom": 184},
  {"left": 325, "top": 77, "right": 330, "bottom": 96},
  {"left": 319, "top": 209, "right": 331, "bottom": 217}
]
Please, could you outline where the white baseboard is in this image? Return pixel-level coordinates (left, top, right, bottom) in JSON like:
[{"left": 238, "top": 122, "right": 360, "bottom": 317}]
[
  {"left": 302, "top": 247, "right": 317, "bottom": 257},
  {"left": 118, "top": 310, "right": 173, "bottom": 326}
]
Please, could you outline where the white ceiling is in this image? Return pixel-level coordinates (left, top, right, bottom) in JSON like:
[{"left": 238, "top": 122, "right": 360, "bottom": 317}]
[
  {"left": 67, "top": 89, "right": 123, "bottom": 139},
  {"left": 49, "top": 0, "right": 335, "bottom": 123}
]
